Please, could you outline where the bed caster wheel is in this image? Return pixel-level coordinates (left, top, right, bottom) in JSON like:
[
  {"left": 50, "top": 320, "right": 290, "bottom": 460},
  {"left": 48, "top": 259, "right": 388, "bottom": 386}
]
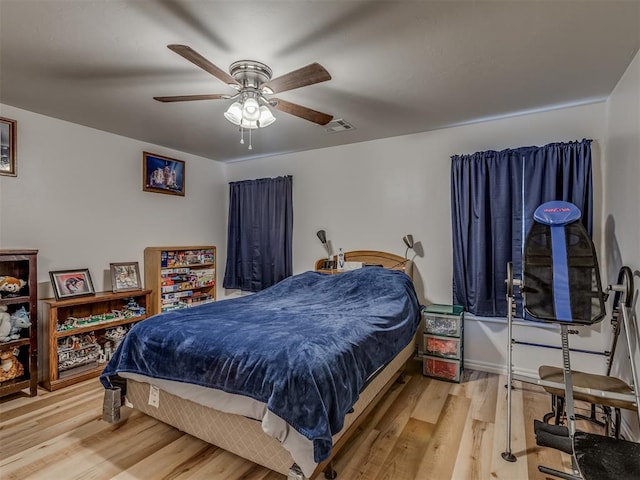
[{"left": 324, "top": 465, "right": 337, "bottom": 479}]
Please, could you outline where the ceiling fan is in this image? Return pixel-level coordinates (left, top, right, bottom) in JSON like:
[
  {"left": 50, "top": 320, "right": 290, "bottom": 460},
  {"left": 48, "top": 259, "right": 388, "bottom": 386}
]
[{"left": 154, "top": 45, "right": 334, "bottom": 133}]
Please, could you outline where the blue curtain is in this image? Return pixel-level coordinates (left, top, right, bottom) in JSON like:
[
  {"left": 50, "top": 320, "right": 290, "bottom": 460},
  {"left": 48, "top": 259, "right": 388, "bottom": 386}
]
[
  {"left": 223, "top": 175, "right": 293, "bottom": 292},
  {"left": 522, "top": 141, "right": 593, "bottom": 239},
  {"left": 451, "top": 139, "right": 592, "bottom": 317}
]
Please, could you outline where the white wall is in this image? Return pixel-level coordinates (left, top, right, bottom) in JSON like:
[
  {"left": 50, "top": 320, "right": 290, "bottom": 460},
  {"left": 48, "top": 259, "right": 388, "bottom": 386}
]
[
  {"left": 226, "top": 102, "right": 608, "bottom": 377},
  {"left": 0, "top": 105, "right": 228, "bottom": 299},
  {"left": 603, "top": 49, "right": 640, "bottom": 440}
]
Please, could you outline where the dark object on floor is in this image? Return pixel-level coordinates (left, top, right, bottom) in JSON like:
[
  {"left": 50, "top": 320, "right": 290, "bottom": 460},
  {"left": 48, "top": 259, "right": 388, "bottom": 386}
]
[{"left": 573, "top": 432, "right": 640, "bottom": 480}]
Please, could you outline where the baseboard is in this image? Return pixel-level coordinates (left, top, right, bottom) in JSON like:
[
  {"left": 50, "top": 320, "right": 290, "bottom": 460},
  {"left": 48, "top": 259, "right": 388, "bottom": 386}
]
[
  {"left": 464, "top": 359, "right": 504, "bottom": 375},
  {"left": 464, "top": 358, "right": 539, "bottom": 379}
]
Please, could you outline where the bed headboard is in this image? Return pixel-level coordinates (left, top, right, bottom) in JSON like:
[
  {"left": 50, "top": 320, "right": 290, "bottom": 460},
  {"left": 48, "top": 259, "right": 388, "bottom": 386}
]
[{"left": 315, "top": 250, "right": 413, "bottom": 280}]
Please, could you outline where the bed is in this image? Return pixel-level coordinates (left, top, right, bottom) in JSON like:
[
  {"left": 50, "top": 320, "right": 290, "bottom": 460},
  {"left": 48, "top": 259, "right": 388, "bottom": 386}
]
[{"left": 100, "top": 250, "right": 420, "bottom": 479}]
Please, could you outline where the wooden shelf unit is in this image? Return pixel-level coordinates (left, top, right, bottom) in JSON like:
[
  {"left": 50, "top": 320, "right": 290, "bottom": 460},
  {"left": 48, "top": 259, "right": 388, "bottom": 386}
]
[
  {"left": 144, "top": 246, "right": 216, "bottom": 315},
  {"left": 39, "top": 289, "right": 151, "bottom": 391},
  {"left": 0, "top": 249, "right": 38, "bottom": 398}
]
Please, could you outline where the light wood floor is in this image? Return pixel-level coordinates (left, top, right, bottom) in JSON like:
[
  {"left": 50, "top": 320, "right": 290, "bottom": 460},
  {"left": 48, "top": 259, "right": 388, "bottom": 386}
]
[{"left": 1, "top": 361, "right": 599, "bottom": 480}]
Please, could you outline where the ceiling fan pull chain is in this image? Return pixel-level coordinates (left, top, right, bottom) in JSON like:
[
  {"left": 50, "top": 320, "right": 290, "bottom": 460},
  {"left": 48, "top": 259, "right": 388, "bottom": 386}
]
[
  {"left": 240, "top": 126, "right": 245, "bottom": 145},
  {"left": 248, "top": 125, "right": 253, "bottom": 150}
]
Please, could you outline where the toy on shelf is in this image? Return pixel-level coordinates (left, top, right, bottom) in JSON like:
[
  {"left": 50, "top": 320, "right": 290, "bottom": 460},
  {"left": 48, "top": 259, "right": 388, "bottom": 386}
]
[
  {"left": 124, "top": 298, "right": 145, "bottom": 316},
  {"left": 100, "top": 341, "right": 115, "bottom": 363},
  {"left": 1, "top": 306, "right": 31, "bottom": 342},
  {"left": 57, "top": 333, "right": 101, "bottom": 372},
  {"left": 0, "top": 306, "right": 12, "bottom": 342},
  {"left": 104, "top": 326, "right": 127, "bottom": 344},
  {"left": 0, "top": 276, "right": 27, "bottom": 298},
  {"left": 0, "top": 348, "right": 24, "bottom": 382},
  {"left": 9, "top": 307, "right": 31, "bottom": 338},
  {"left": 55, "top": 303, "right": 146, "bottom": 332}
]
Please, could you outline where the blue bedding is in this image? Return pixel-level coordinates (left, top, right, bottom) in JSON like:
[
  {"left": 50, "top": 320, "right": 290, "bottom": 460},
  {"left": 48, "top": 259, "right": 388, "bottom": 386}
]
[{"left": 100, "top": 267, "right": 421, "bottom": 462}]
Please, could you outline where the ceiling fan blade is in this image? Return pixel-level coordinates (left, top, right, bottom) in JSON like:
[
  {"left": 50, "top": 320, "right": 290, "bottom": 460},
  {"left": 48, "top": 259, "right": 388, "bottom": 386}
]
[
  {"left": 271, "top": 98, "right": 333, "bottom": 125},
  {"left": 261, "top": 63, "right": 331, "bottom": 94},
  {"left": 167, "top": 44, "right": 241, "bottom": 89},
  {"left": 154, "top": 93, "right": 230, "bottom": 102}
]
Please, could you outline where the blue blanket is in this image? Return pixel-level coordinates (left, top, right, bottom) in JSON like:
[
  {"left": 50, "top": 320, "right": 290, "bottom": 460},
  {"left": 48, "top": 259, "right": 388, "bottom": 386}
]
[{"left": 101, "top": 267, "right": 421, "bottom": 462}]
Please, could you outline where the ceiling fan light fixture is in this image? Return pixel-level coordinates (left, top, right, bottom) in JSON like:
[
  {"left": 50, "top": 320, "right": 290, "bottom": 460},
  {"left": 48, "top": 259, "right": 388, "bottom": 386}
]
[
  {"left": 258, "top": 106, "right": 276, "bottom": 128},
  {"left": 242, "top": 97, "right": 260, "bottom": 121},
  {"left": 224, "top": 102, "right": 243, "bottom": 125}
]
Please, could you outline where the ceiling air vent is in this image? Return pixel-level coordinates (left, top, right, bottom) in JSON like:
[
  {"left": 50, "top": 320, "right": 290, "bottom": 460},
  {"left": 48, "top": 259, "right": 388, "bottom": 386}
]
[{"left": 325, "top": 118, "right": 355, "bottom": 133}]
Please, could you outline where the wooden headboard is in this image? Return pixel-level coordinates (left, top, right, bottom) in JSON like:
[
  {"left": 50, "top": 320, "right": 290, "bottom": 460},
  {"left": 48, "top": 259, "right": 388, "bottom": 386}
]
[{"left": 315, "top": 250, "right": 413, "bottom": 279}]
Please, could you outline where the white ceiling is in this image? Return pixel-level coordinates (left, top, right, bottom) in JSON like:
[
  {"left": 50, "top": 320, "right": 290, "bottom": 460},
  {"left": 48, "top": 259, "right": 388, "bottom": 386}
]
[{"left": 1, "top": 0, "right": 638, "bottom": 163}]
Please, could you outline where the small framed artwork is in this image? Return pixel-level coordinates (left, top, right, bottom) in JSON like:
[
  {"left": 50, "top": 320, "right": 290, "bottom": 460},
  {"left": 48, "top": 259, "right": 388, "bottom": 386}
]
[
  {"left": 49, "top": 269, "right": 95, "bottom": 301},
  {"left": 0, "top": 117, "right": 17, "bottom": 177},
  {"left": 143, "top": 151, "right": 185, "bottom": 196},
  {"left": 110, "top": 262, "right": 142, "bottom": 293}
]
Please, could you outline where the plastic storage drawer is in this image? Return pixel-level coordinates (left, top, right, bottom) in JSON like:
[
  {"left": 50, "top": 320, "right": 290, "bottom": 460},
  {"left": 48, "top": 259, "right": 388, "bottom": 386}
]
[
  {"left": 422, "top": 355, "right": 461, "bottom": 382},
  {"left": 423, "top": 334, "right": 462, "bottom": 359},
  {"left": 423, "top": 305, "right": 463, "bottom": 337}
]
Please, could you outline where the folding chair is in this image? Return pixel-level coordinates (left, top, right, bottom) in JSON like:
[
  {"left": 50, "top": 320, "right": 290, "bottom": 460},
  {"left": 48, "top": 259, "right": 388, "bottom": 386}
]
[{"left": 501, "top": 200, "right": 640, "bottom": 479}]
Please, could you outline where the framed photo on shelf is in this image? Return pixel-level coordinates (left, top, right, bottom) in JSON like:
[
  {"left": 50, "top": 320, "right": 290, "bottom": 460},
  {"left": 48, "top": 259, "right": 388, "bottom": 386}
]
[
  {"left": 0, "top": 116, "right": 17, "bottom": 177},
  {"left": 49, "top": 269, "right": 95, "bottom": 301},
  {"left": 110, "top": 262, "right": 142, "bottom": 292},
  {"left": 142, "top": 151, "right": 185, "bottom": 196}
]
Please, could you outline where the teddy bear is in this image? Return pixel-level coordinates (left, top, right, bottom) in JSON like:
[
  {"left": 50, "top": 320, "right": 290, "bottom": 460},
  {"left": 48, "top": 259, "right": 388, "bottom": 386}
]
[
  {"left": 0, "top": 348, "right": 24, "bottom": 382},
  {"left": 0, "top": 276, "right": 27, "bottom": 298}
]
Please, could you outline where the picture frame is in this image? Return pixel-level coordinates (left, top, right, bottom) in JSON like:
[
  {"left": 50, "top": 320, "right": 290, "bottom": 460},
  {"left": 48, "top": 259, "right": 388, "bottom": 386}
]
[
  {"left": 0, "top": 117, "right": 17, "bottom": 177},
  {"left": 49, "top": 269, "right": 95, "bottom": 301},
  {"left": 110, "top": 262, "right": 142, "bottom": 293},
  {"left": 142, "top": 151, "right": 185, "bottom": 196}
]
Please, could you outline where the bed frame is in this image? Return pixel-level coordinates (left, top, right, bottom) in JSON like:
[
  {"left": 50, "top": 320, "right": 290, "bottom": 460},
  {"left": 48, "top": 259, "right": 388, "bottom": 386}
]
[
  {"left": 110, "top": 250, "right": 417, "bottom": 480},
  {"left": 314, "top": 249, "right": 413, "bottom": 279}
]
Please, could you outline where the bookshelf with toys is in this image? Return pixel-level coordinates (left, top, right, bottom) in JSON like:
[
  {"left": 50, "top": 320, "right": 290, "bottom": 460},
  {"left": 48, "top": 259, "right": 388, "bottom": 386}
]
[
  {"left": 144, "top": 246, "right": 216, "bottom": 315},
  {"left": 39, "top": 289, "right": 151, "bottom": 391},
  {"left": 0, "top": 249, "right": 38, "bottom": 398}
]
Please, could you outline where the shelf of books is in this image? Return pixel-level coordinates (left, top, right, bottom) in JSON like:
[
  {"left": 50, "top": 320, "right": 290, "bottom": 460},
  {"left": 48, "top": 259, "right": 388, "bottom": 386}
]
[{"left": 144, "top": 246, "right": 216, "bottom": 315}]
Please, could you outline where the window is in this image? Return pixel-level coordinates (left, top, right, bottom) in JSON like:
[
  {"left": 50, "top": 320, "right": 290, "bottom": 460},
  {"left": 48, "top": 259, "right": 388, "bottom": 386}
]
[
  {"left": 223, "top": 175, "right": 293, "bottom": 292},
  {"left": 450, "top": 140, "right": 593, "bottom": 317}
]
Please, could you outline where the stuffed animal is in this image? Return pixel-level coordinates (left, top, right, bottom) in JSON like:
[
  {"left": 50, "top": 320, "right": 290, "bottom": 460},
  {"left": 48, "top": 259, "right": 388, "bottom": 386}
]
[
  {"left": 0, "top": 348, "right": 24, "bottom": 382},
  {"left": 0, "top": 306, "right": 11, "bottom": 342},
  {"left": 9, "top": 307, "right": 31, "bottom": 338},
  {"left": 0, "top": 276, "right": 27, "bottom": 298},
  {"left": 0, "top": 306, "right": 30, "bottom": 342}
]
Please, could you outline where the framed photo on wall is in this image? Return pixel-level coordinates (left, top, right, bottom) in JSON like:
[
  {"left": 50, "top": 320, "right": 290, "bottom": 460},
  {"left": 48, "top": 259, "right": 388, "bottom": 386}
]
[
  {"left": 143, "top": 151, "right": 185, "bottom": 196},
  {"left": 0, "top": 117, "right": 17, "bottom": 177},
  {"left": 49, "top": 269, "right": 95, "bottom": 301},
  {"left": 110, "top": 262, "right": 142, "bottom": 292}
]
